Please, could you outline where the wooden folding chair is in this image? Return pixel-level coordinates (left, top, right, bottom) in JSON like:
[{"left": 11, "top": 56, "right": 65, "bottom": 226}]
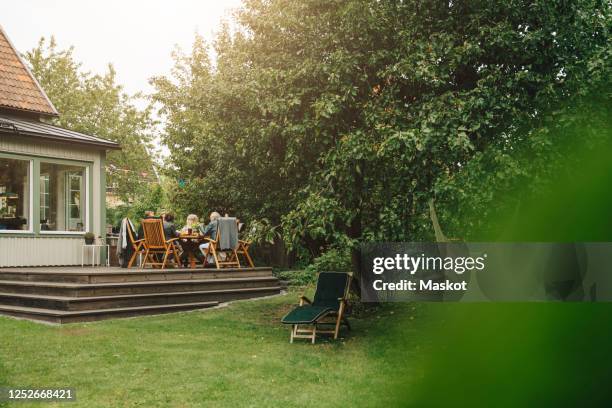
[
  {"left": 140, "top": 218, "right": 181, "bottom": 269},
  {"left": 202, "top": 218, "right": 240, "bottom": 269},
  {"left": 281, "top": 272, "right": 352, "bottom": 344},
  {"left": 127, "top": 220, "right": 144, "bottom": 268},
  {"left": 236, "top": 240, "right": 254, "bottom": 268}
]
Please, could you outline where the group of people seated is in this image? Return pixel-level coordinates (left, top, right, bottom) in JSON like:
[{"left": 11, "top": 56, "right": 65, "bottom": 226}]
[{"left": 134, "top": 210, "right": 227, "bottom": 266}]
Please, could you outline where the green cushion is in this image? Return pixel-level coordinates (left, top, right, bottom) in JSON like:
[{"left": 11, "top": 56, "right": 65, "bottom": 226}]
[
  {"left": 313, "top": 272, "right": 349, "bottom": 309},
  {"left": 281, "top": 305, "right": 332, "bottom": 324}
]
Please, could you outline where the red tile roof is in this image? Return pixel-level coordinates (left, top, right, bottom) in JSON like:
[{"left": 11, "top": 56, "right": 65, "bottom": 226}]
[{"left": 0, "top": 25, "right": 58, "bottom": 117}]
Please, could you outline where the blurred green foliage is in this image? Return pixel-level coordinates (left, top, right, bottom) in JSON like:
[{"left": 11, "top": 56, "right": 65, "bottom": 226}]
[
  {"left": 395, "top": 75, "right": 611, "bottom": 408},
  {"left": 398, "top": 303, "right": 612, "bottom": 407}
]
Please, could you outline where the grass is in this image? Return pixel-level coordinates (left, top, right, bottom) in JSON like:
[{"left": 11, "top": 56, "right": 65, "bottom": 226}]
[
  {"left": 0, "top": 289, "right": 423, "bottom": 408},
  {"left": 5, "top": 287, "right": 609, "bottom": 407}
]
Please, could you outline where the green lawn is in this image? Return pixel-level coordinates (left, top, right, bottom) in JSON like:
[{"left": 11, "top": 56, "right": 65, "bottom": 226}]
[
  {"left": 5, "top": 290, "right": 609, "bottom": 407},
  {"left": 0, "top": 290, "right": 421, "bottom": 408}
]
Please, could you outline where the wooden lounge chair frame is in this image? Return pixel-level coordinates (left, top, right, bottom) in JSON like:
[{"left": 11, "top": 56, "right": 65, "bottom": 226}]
[
  {"left": 284, "top": 272, "right": 352, "bottom": 344},
  {"left": 140, "top": 218, "right": 181, "bottom": 269},
  {"left": 127, "top": 221, "right": 144, "bottom": 268},
  {"left": 202, "top": 222, "right": 240, "bottom": 269}
]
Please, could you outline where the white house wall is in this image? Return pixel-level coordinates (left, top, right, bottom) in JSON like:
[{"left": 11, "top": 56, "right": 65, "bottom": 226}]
[
  {"left": 0, "top": 134, "right": 106, "bottom": 267},
  {"left": 0, "top": 236, "right": 88, "bottom": 266}
]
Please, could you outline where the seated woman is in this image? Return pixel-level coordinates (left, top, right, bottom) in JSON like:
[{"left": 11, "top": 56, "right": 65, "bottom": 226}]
[
  {"left": 180, "top": 214, "right": 200, "bottom": 234},
  {"left": 162, "top": 213, "right": 179, "bottom": 238},
  {"left": 177, "top": 214, "right": 201, "bottom": 267},
  {"left": 199, "top": 211, "right": 221, "bottom": 264}
]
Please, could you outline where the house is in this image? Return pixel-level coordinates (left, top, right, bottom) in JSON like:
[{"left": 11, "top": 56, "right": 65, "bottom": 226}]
[{"left": 0, "top": 25, "right": 119, "bottom": 267}]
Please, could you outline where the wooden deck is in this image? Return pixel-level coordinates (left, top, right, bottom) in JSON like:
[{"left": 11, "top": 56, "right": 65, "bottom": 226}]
[{"left": 0, "top": 266, "right": 282, "bottom": 323}]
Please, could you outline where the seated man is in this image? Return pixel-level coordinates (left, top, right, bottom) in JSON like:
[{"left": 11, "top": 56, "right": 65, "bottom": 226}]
[{"left": 199, "top": 211, "right": 221, "bottom": 264}]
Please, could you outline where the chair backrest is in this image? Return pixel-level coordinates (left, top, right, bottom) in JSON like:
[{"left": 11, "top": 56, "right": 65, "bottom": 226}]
[
  {"left": 217, "top": 217, "right": 239, "bottom": 250},
  {"left": 211, "top": 220, "right": 220, "bottom": 242},
  {"left": 313, "top": 272, "right": 352, "bottom": 310},
  {"left": 126, "top": 218, "right": 138, "bottom": 244},
  {"left": 141, "top": 218, "right": 167, "bottom": 248}
]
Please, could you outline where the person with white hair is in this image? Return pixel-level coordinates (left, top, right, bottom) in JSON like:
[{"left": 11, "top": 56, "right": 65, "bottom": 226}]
[
  {"left": 180, "top": 214, "right": 200, "bottom": 234},
  {"left": 199, "top": 211, "right": 221, "bottom": 263},
  {"left": 178, "top": 213, "right": 202, "bottom": 267}
]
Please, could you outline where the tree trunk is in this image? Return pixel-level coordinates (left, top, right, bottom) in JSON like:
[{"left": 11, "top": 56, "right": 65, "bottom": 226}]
[
  {"left": 429, "top": 198, "right": 448, "bottom": 243},
  {"left": 349, "top": 160, "right": 364, "bottom": 298}
]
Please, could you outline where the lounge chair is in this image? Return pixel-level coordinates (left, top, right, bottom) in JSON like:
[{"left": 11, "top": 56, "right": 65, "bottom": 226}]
[
  {"left": 281, "top": 272, "right": 352, "bottom": 344},
  {"left": 140, "top": 218, "right": 181, "bottom": 269}
]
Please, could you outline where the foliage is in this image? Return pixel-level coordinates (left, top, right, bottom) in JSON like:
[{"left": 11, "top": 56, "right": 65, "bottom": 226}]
[
  {"left": 305, "top": 247, "right": 352, "bottom": 275},
  {"left": 273, "top": 269, "right": 317, "bottom": 286},
  {"left": 273, "top": 246, "right": 352, "bottom": 286},
  {"left": 276, "top": 0, "right": 610, "bottom": 247},
  {"left": 244, "top": 218, "right": 281, "bottom": 245},
  {"left": 106, "top": 184, "right": 166, "bottom": 229},
  {"left": 434, "top": 95, "right": 612, "bottom": 240},
  {"left": 25, "top": 37, "right": 157, "bottom": 203},
  {"left": 151, "top": 0, "right": 610, "bottom": 279}
]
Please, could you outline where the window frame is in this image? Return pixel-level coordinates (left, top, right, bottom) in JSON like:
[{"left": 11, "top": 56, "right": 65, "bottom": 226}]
[
  {"left": 0, "top": 154, "right": 33, "bottom": 234},
  {"left": 0, "top": 152, "right": 92, "bottom": 236},
  {"left": 38, "top": 160, "right": 90, "bottom": 235},
  {"left": 40, "top": 174, "right": 50, "bottom": 222}
]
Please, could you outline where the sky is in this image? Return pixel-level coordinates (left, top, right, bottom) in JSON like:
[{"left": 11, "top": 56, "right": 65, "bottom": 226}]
[
  {"left": 2, "top": 0, "right": 242, "bottom": 99},
  {"left": 2, "top": 0, "right": 243, "bottom": 157}
]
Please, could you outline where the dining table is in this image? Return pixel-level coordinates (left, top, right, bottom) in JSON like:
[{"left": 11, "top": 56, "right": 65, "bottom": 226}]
[{"left": 179, "top": 233, "right": 208, "bottom": 269}]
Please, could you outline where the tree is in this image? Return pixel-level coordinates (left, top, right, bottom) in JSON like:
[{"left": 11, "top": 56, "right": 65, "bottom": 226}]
[
  {"left": 152, "top": 0, "right": 610, "bottom": 285},
  {"left": 25, "top": 37, "right": 157, "bottom": 203}
]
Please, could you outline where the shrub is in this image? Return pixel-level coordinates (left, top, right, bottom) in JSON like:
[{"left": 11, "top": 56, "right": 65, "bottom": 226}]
[
  {"left": 274, "top": 269, "right": 317, "bottom": 286},
  {"left": 274, "top": 247, "right": 352, "bottom": 287},
  {"left": 305, "top": 247, "right": 352, "bottom": 275}
]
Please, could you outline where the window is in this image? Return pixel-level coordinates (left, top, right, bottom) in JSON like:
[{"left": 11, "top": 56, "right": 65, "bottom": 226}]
[
  {"left": 39, "top": 162, "right": 87, "bottom": 232},
  {"left": 0, "top": 157, "right": 31, "bottom": 231}
]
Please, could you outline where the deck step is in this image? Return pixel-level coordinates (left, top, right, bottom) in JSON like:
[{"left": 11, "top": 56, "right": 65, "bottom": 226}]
[
  {"left": 0, "top": 301, "right": 219, "bottom": 324},
  {"left": 0, "top": 286, "right": 281, "bottom": 311},
  {"left": 0, "top": 267, "right": 274, "bottom": 283},
  {"left": 0, "top": 266, "right": 282, "bottom": 323},
  {"left": 0, "top": 276, "right": 280, "bottom": 297}
]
